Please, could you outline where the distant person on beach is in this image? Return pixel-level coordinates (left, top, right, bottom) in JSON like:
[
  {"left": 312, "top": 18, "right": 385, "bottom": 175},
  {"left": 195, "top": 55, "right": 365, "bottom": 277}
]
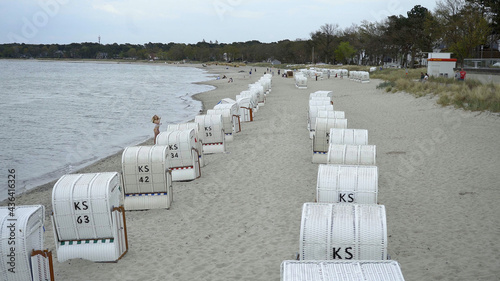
[
  {"left": 420, "top": 72, "right": 425, "bottom": 81},
  {"left": 423, "top": 73, "right": 429, "bottom": 82},
  {"left": 152, "top": 115, "right": 161, "bottom": 144},
  {"left": 459, "top": 68, "right": 466, "bottom": 81},
  {"left": 454, "top": 70, "right": 460, "bottom": 80}
]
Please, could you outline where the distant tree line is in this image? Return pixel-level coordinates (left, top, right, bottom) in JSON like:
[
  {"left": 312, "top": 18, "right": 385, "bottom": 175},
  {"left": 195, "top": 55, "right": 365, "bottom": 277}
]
[{"left": 1, "top": 0, "right": 498, "bottom": 67}]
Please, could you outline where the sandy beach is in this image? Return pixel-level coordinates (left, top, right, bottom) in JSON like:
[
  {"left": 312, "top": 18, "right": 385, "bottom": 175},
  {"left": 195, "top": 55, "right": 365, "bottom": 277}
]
[{"left": 6, "top": 64, "right": 500, "bottom": 280}]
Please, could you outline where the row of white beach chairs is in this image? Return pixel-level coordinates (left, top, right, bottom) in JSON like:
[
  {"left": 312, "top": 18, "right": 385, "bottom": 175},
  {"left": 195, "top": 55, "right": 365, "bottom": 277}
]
[
  {"left": 298, "top": 68, "right": 367, "bottom": 81},
  {"left": 0, "top": 74, "right": 273, "bottom": 280},
  {"left": 280, "top": 90, "right": 405, "bottom": 280},
  {"left": 349, "top": 70, "right": 370, "bottom": 83}
]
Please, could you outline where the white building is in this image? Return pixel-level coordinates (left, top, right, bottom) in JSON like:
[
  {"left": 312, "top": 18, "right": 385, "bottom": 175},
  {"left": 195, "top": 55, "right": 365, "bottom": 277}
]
[{"left": 427, "top": 53, "right": 457, "bottom": 78}]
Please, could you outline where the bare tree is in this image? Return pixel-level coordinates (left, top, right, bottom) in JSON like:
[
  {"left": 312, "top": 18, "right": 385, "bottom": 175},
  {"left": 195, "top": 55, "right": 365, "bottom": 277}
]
[{"left": 310, "top": 23, "right": 340, "bottom": 63}]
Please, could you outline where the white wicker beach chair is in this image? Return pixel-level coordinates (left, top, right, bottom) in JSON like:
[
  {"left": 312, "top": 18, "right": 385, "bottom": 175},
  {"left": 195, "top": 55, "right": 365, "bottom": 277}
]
[
  {"left": 156, "top": 129, "right": 202, "bottom": 181},
  {"left": 214, "top": 102, "right": 241, "bottom": 134},
  {"left": 327, "top": 144, "right": 377, "bottom": 165},
  {"left": 236, "top": 96, "right": 255, "bottom": 122},
  {"left": 0, "top": 205, "right": 55, "bottom": 281},
  {"left": 207, "top": 109, "right": 235, "bottom": 142},
  {"left": 308, "top": 104, "right": 334, "bottom": 137},
  {"left": 122, "top": 146, "right": 173, "bottom": 210},
  {"left": 316, "top": 164, "right": 378, "bottom": 204},
  {"left": 238, "top": 90, "right": 259, "bottom": 113},
  {"left": 52, "top": 172, "right": 128, "bottom": 262},
  {"left": 194, "top": 114, "right": 226, "bottom": 154},
  {"left": 329, "top": 128, "right": 368, "bottom": 145},
  {"left": 299, "top": 203, "right": 387, "bottom": 261},
  {"left": 295, "top": 73, "right": 308, "bottom": 89},
  {"left": 258, "top": 75, "right": 272, "bottom": 93},
  {"left": 312, "top": 117, "right": 348, "bottom": 164},
  {"left": 248, "top": 83, "right": 266, "bottom": 105},
  {"left": 167, "top": 122, "right": 205, "bottom": 167}
]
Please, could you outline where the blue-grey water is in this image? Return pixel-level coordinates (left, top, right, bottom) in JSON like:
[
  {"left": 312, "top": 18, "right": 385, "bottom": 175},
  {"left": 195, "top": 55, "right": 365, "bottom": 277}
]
[{"left": 0, "top": 60, "right": 215, "bottom": 201}]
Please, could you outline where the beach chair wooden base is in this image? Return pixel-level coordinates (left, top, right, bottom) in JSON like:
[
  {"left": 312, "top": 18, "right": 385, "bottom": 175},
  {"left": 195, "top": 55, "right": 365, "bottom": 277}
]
[{"left": 31, "top": 250, "right": 55, "bottom": 281}]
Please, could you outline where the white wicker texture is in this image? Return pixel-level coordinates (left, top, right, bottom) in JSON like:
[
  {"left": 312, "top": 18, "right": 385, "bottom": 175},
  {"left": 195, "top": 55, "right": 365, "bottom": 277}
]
[
  {"left": 214, "top": 101, "right": 239, "bottom": 118},
  {"left": 349, "top": 70, "right": 360, "bottom": 82},
  {"left": 156, "top": 130, "right": 197, "bottom": 168},
  {"left": 327, "top": 144, "right": 377, "bottom": 165},
  {"left": 316, "top": 164, "right": 378, "bottom": 204},
  {"left": 166, "top": 123, "right": 205, "bottom": 167},
  {"left": 309, "top": 91, "right": 333, "bottom": 99},
  {"left": 166, "top": 122, "right": 200, "bottom": 134},
  {"left": 237, "top": 90, "right": 259, "bottom": 110},
  {"left": 214, "top": 103, "right": 241, "bottom": 133},
  {"left": 248, "top": 83, "right": 266, "bottom": 104},
  {"left": 207, "top": 109, "right": 234, "bottom": 141},
  {"left": 329, "top": 128, "right": 368, "bottom": 145},
  {"left": 330, "top": 69, "right": 345, "bottom": 78},
  {"left": 313, "top": 117, "right": 349, "bottom": 153},
  {"left": 156, "top": 129, "right": 201, "bottom": 181},
  {"left": 236, "top": 97, "right": 255, "bottom": 122},
  {"left": 31, "top": 250, "right": 54, "bottom": 281},
  {"left": 361, "top": 72, "right": 370, "bottom": 83},
  {"left": 0, "top": 205, "right": 45, "bottom": 281},
  {"left": 55, "top": 206, "right": 128, "bottom": 262},
  {"left": 317, "top": 110, "right": 345, "bottom": 120},
  {"left": 348, "top": 71, "right": 370, "bottom": 83},
  {"left": 300, "top": 203, "right": 387, "bottom": 261},
  {"left": 195, "top": 114, "right": 226, "bottom": 154},
  {"left": 258, "top": 76, "right": 272, "bottom": 93},
  {"left": 52, "top": 173, "right": 121, "bottom": 241},
  {"left": 308, "top": 104, "right": 334, "bottom": 131},
  {"left": 122, "top": 145, "right": 171, "bottom": 194},
  {"left": 295, "top": 73, "right": 307, "bottom": 89},
  {"left": 195, "top": 114, "right": 225, "bottom": 147},
  {"left": 281, "top": 260, "right": 405, "bottom": 281},
  {"left": 310, "top": 97, "right": 331, "bottom": 103}
]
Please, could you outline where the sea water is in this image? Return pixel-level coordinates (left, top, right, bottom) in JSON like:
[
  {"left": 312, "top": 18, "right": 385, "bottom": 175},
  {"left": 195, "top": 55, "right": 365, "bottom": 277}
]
[{"left": 0, "top": 60, "right": 215, "bottom": 201}]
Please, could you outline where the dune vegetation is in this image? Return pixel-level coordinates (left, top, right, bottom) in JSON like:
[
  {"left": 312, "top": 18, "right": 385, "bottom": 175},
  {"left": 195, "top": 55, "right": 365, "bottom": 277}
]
[{"left": 372, "top": 68, "right": 500, "bottom": 112}]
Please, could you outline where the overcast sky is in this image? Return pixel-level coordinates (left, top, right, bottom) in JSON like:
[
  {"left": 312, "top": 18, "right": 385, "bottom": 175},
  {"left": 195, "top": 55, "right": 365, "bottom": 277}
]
[{"left": 1, "top": 0, "right": 438, "bottom": 45}]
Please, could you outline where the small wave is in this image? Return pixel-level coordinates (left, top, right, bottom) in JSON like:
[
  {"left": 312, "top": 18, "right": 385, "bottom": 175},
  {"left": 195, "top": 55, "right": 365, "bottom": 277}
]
[{"left": 0, "top": 60, "right": 211, "bottom": 201}]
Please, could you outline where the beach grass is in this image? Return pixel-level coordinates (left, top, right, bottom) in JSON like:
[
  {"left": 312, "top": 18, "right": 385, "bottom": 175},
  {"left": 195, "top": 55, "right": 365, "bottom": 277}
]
[{"left": 372, "top": 68, "right": 500, "bottom": 112}]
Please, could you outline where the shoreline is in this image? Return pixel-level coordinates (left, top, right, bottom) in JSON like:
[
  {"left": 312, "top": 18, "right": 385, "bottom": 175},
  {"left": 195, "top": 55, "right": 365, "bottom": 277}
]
[
  {"left": 4, "top": 65, "right": 500, "bottom": 280},
  {"left": 0, "top": 63, "right": 217, "bottom": 206}
]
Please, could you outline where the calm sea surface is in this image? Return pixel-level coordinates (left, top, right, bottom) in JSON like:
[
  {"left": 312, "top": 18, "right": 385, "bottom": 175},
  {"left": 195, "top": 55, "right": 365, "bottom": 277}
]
[{"left": 0, "top": 60, "right": 215, "bottom": 201}]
